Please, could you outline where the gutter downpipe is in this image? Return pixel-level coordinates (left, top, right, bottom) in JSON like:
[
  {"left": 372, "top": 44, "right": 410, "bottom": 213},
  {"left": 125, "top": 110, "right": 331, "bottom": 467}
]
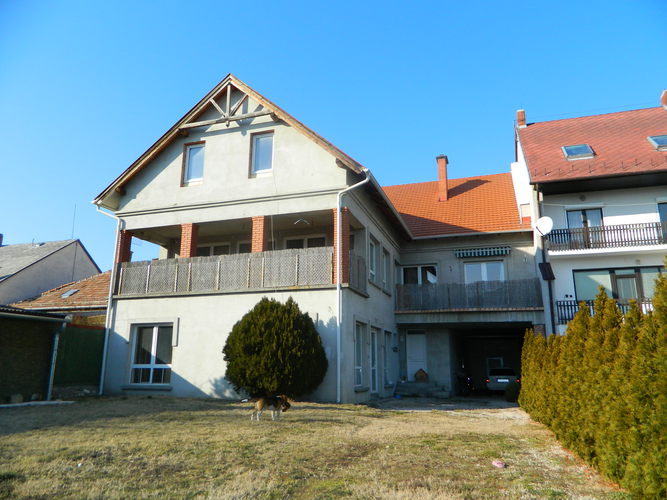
[
  {"left": 335, "top": 169, "right": 370, "bottom": 403},
  {"left": 536, "top": 187, "right": 556, "bottom": 336},
  {"left": 96, "top": 205, "right": 122, "bottom": 396},
  {"left": 47, "top": 316, "right": 71, "bottom": 401}
]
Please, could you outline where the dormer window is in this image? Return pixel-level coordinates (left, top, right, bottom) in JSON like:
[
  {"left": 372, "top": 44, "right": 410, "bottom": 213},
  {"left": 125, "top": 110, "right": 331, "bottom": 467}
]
[
  {"left": 648, "top": 135, "right": 667, "bottom": 151},
  {"left": 182, "top": 142, "right": 205, "bottom": 185},
  {"left": 562, "top": 144, "right": 594, "bottom": 160}
]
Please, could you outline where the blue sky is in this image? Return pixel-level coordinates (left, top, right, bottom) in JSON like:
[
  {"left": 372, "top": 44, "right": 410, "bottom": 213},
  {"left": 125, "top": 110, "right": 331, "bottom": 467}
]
[{"left": 1, "top": 1, "right": 666, "bottom": 268}]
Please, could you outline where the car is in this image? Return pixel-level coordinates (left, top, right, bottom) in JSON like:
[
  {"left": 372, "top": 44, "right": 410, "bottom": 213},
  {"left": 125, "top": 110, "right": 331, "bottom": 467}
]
[{"left": 486, "top": 368, "right": 519, "bottom": 392}]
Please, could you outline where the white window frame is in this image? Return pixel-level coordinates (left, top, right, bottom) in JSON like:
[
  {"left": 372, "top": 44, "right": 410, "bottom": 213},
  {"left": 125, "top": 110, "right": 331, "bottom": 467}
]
[
  {"left": 401, "top": 265, "right": 438, "bottom": 284},
  {"left": 368, "top": 238, "right": 378, "bottom": 282},
  {"left": 130, "top": 323, "right": 174, "bottom": 385},
  {"left": 382, "top": 249, "right": 391, "bottom": 290},
  {"left": 284, "top": 234, "right": 327, "bottom": 249},
  {"left": 354, "top": 322, "right": 366, "bottom": 388},
  {"left": 250, "top": 131, "right": 274, "bottom": 175},
  {"left": 183, "top": 142, "right": 205, "bottom": 185},
  {"left": 464, "top": 260, "right": 505, "bottom": 284},
  {"left": 370, "top": 327, "right": 379, "bottom": 394},
  {"left": 383, "top": 330, "right": 393, "bottom": 386}
]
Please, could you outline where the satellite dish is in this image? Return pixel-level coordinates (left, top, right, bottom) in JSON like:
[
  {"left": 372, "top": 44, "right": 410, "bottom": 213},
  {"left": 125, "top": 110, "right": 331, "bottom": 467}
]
[{"left": 534, "top": 216, "right": 553, "bottom": 236}]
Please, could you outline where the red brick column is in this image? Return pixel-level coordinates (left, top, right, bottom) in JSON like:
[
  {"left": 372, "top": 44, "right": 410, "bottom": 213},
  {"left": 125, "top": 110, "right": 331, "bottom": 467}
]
[
  {"left": 333, "top": 207, "right": 350, "bottom": 284},
  {"left": 251, "top": 216, "right": 268, "bottom": 253},
  {"left": 115, "top": 230, "right": 133, "bottom": 263},
  {"left": 180, "top": 223, "right": 199, "bottom": 258}
]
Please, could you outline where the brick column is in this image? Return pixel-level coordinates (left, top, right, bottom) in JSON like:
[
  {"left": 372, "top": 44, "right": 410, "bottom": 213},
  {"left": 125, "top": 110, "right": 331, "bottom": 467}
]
[
  {"left": 115, "top": 230, "right": 133, "bottom": 263},
  {"left": 180, "top": 223, "right": 199, "bottom": 258},
  {"left": 333, "top": 207, "right": 350, "bottom": 284},
  {"left": 251, "top": 216, "right": 268, "bottom": 253}
]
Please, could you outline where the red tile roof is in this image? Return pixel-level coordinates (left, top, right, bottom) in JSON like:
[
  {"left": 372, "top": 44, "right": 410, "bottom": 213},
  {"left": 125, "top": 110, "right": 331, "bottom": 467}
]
[
  {"left": 383, "top": 173, "right": 529, "bottom": 238},
  {"left": 518, "top": 106, "right": 667, "bottom": 184},
  {"left": 10, "top": 271, "right": 110, "bottom": 311}
]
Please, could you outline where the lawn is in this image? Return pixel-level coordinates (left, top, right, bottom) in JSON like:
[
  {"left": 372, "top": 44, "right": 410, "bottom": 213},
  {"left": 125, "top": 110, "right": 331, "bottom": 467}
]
[{"left": 0, "top": 397, "right": 627, "bottom": 499}]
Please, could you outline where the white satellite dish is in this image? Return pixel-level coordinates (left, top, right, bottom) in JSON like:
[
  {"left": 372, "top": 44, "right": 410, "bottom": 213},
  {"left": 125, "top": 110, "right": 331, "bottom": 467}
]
[{"left": 534, "top": 216, "right": 554, "bottom": 236}]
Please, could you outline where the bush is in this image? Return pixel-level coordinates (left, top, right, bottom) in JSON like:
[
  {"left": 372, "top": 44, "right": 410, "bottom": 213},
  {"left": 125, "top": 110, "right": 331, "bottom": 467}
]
[{"left": 222, "top": 297, "right": 328, "bottom": 399}]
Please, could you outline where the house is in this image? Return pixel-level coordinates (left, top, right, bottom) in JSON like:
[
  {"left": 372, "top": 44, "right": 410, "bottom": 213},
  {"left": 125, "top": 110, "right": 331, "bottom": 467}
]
[
  {"left": 93, "top": 75, "right": 544, "bottom": 402},
  {"left": 0, "top": 237, "right": 100, "bottom": 305},
  {"left": 0, "top": 305, "right": 68, "bottom": 403},
  {"left": 513, "top": 91, "right": 667, "bottom": 334}
]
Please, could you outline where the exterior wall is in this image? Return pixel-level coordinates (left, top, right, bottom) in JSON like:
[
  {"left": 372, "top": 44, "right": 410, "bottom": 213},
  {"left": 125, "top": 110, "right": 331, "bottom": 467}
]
[{"left": 0, "top": 243, "right": 100, "bottom": 305}]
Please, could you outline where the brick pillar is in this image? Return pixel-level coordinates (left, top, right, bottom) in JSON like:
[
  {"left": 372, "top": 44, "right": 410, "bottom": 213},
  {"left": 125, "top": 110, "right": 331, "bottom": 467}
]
[
  {"left": 180, "top": 223, "right": 199, "bottom": 258},
  {"left": 251, "top": 216, "right": 268, "bottom": 253},
  {"left": 115, "top": 230, "right": 133, "bottom": 263},
  {"left": 333, "top": 207, "right": 350, "bottom": 284}
]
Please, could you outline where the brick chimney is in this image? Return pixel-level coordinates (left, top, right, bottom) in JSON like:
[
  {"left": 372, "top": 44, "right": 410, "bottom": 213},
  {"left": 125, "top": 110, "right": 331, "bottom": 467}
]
[
  {"left": 436, "top": 155, "right": 449, "bottom": 201},
  {"left": 661, "top": 90, "right": 667, "bottom": 110},
  {"left": 517, "top": 109, "right": 527, "bottom": 128}
]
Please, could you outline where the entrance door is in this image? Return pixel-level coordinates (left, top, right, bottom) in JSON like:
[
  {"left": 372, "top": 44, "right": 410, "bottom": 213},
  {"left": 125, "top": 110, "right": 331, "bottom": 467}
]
[{"left": 406, "top": 332, "right": 427, "bottom": 381}]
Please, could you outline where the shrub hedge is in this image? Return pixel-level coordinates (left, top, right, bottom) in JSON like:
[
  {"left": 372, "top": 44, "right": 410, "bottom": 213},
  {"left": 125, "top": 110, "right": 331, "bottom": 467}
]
[{"left": 520, "top": 274, "right": 667, "bottom": 498}]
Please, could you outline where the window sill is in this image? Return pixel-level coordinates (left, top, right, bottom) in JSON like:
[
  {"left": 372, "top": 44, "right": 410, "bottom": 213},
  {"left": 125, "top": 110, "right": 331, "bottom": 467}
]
[
  {"left": 354, "top": 386, "right": 369, "bottom": 393},
  {"left": 250, "top": 170, "right": 273, "bottom": 178},
  {"left": 182, "top": 180, "right": 203, "bottom": 187},
  {"left": 121, "top": 385, "right": 173, "bottom": 392},
  {"left": 368, "top": 279, "right": 382, "bottom": 291}
]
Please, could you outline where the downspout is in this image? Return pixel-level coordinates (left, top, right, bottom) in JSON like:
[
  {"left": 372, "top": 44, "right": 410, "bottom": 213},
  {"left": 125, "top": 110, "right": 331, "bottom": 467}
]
[
  {"left": 335, "top": 168, "right": 370, "bottom": 403},
  {"left": 536, "top": 188, "right": 556, "bottom": 336},
  {"left": 47, "top": 316, "right": 70, "bottom": 401},
  {"left": 96, "top": 205, "right": 122, "bottom": 395}
]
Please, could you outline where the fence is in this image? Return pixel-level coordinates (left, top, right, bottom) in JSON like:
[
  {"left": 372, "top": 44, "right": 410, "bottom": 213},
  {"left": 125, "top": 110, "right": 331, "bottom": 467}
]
[
  {"left": 395, "top": 278, "right": 543, "bottom": 311},
  {"left": 547, "top": 222, "right": 667, "bottom": 251},
  {"left": 53, "top": 326, "right": 105, "bottom": 386},
  {"left": 555, "top": 298, "right": 654, "bottom": 324},
  {"left": 116, "top": 247, "right": 334, "bottom": 296}
]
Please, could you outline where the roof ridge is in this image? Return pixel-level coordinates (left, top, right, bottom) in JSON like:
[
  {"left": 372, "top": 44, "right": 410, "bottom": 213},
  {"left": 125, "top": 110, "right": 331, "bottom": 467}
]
[
  {"left": 383, "top": 172, "right": 510, "bottom": 189},
  {"left": 524, "top": 106, "right": 661, "bottom": 127}
]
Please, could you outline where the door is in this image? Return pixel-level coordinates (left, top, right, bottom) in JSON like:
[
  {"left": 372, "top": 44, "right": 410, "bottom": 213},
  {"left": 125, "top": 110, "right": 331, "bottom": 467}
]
[{"left": 406, "top": 332, "right": 427, "bottom": 381}]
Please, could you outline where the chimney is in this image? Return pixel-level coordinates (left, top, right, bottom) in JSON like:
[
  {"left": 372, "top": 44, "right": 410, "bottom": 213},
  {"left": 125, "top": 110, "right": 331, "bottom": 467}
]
[
  {"left": 436, "top": 155, "right": 449, "bottom": 201},
  {"left": 661, "top": 90, "right": 667, "bottom": 110},
  {"left": 517, "top": 109, "right": 527, "bottom": 128}
]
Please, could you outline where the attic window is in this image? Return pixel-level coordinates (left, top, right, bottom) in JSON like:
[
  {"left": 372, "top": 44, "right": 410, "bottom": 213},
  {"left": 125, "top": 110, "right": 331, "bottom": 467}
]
[
  {"left": 648, "top": 135, "right": 667, "bottom": 151},
  {"left": 562, "top": 144, "right": 594, "bottom": 160},
  {"left": 61, "top": 289, "right": 79, "bottom": 298}
]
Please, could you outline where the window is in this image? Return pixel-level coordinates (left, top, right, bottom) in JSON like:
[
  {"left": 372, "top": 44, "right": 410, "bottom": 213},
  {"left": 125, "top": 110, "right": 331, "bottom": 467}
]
[
  {"left": 464, "top": 261, "right": 504, "bottom": 283},
  {"left": 131, "top": 324, "right": 173, "bottom": 384},
  {"left": 238, "top": 241, "right": 251, "bottom": 254},
  {"left": 562, "top": 143, "right": 594, "bottom": 160},
  {"left": 402, "top": 265, "right": 437, "bottom": 284},
  {"left": 285, "top": 236, "right": 326, "bottom": 249},
  {"left": 573, "top": 266, "right": 665, "bottom": 302},
  {"left": 383, "top": 331, "right": 393, "bottom": 386},
  {"left": 251, "top": 132, "right": 274, "bottom": 174},
  {"left": 61, "top": 289, "right": 79, "bottom": 298},
  {"left": 567, "top": 208, "right": 604, "bottom": 247},
  {"left": 197, "top": 243, "right": 230, "bottom": 257},
  {"left": 183, "top": 142, "right": 204, "bottom": 184},
  {"left": 648, "top": 135, "right": 667, "bottom": 151},
  {"left": 368, "top": 239, "right": 377, "bottom": 282},
  {"left": 382, "top": 249, "right": 391, "bottom": 289},
  {"left": 370, "top": 327, "right": 379, "bottom": 393},
  {"left": 354, "top": 322, "right": 365, "bottom": 387}
]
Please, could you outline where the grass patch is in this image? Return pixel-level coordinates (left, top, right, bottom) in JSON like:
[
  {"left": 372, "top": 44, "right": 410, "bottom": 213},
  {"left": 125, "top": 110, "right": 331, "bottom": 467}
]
[{"left": 0, "top": 397, "right": 627, "bottom": 499}]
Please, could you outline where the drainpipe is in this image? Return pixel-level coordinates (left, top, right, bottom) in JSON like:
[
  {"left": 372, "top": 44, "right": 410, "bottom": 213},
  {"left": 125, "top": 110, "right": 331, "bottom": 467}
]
[
  {"left": 95, "top": 206, "right": 122, "bottom": 395},
  {"left": 47, "top": 315, "right": 71, "bottom": 401},
  {"left": 536, "top": 191, "right": 556, "bottom": 336},
  {"left": 335, "top": 168, "right": 370, "bottom": 403}
]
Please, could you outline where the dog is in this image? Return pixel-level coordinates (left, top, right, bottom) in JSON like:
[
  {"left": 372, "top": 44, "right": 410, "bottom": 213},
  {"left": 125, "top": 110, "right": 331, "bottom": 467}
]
[{"left": 244, "top": 395, "right": 291, "bottom": 421}]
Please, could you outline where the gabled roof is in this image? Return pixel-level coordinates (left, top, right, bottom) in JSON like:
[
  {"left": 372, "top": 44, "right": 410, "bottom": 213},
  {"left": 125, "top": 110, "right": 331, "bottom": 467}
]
[
  {"left": 0, "top": 240, "right": 79, "bottom": 282},
  {"left": 93, "top": 74, "right": 366, "bottom": 206},
  {"left": 518, "top": 106, "right": 667, "bottom": 184},
  {"left": 10, "top": 271, "right": 110, "bottom": 312},
  {"left": 383, "top": 173, "right": 529, "bottom": 238}
]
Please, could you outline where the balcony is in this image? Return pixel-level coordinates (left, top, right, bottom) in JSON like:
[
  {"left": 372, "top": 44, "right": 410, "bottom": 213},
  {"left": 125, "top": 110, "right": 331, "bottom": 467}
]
[
  {"left": 555, "top": 298, "right": 654, "bottom": 324},
  {"left": 395, "top": 278, "right": 543, "bottom": 312},
  {"left": 546, "top": 222, "right": 667, "bottom": 252}
]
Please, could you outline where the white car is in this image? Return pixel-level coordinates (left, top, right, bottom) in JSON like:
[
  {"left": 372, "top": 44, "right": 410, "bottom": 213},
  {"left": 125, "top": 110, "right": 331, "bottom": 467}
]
[{"left": 486, "top": 368, "right": 519, "bottom": 392}]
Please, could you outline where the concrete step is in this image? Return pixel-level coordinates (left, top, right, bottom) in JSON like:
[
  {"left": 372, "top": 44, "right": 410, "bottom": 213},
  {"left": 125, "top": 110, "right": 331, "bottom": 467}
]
[{"left": 394, "top": 381, "right": 442, "bottom": 397}]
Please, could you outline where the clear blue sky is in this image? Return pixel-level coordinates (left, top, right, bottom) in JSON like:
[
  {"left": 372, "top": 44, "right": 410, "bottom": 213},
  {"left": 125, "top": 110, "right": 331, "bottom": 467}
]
[{"left": 1, "top": 1, "right": 666, "bottom": 268}]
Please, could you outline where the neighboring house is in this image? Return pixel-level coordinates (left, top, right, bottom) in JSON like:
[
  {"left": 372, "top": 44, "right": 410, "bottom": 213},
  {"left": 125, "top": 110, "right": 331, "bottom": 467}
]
[
  {"left": 93, "top": 74, "right": 544, "bottom": 402},
  {"left": 513, "top": 90, "right": 667, "bottom": 334},
  {"left": 0, "top": 237, "right": 100, "bottom": 305},
  {"left": 0, "top": 305, "right": 68, "bottom": 403},
  {"left": 11, "top": 271, "right": 111, "bottom": 327}
]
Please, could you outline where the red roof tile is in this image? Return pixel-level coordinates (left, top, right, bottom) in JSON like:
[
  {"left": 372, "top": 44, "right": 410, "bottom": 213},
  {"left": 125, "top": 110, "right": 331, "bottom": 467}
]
[
  {"left": 518, "top": 106, "right": 667, "bottom": 184},
  {"left": 383, "top": 173, "right": 529, "bottom": 238},
  {"left": 10, "top": 271, "right": 110, "bottom": 311}
]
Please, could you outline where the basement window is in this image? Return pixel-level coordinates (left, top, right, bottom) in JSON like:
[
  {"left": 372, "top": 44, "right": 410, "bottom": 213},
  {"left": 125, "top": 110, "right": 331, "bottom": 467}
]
[
  {"left": 562, "top": 144, "right": 594, "bottom": 160},
  {"left": 648, "top": 135, "right": 667, "bottom": 151}
]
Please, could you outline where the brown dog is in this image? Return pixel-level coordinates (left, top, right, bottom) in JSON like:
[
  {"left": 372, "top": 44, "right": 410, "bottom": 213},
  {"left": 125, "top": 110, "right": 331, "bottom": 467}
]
[{"left": 247, "top": 395, "right": 291, "bottom": 421}]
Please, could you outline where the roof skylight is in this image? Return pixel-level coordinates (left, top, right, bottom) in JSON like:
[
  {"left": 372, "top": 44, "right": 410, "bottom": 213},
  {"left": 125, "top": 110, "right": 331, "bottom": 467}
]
[
  {"left": 648, "top": 135, "right": 667, "bottom": 151},
  {"left": 562, "top": 144, "right": 594, "bottom": 160},
  {"left": 61, "top": 289, "right": 79, "bottom": 298}
]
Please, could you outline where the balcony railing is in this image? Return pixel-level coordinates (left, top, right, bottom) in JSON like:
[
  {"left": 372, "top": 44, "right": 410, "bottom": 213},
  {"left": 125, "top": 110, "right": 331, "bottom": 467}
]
[
  {"left": 555, "top": 298, "right": 654, "bottom": 324},
  {"left": 546, "top": 222, "right": 667, "bottom": 251},
  {"left": 395, "top": 278, "right": 543, "bottom": 312},
  {"left": 116, "top": 247, "right": 334, "bottom": 296}
]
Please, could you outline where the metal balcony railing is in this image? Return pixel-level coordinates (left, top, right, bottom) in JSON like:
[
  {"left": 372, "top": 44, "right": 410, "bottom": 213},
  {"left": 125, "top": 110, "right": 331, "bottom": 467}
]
[
  {"left": 546, "top": 222, "right": 667, "bottom": 251},
  {"left": 116, "top": 247, "right": 334, "bottom": 296},
  {"left": 555, "top": 298, "right": 654, "bottom": 324},
  {"left": 395, "top": 278, "right": 543, "bottom": 312}
]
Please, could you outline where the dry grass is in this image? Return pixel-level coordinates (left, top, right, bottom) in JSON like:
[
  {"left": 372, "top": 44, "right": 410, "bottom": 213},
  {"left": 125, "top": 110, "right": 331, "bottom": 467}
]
[{"left": 0, "top": 397, "right": 627, "bottom": 499}]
